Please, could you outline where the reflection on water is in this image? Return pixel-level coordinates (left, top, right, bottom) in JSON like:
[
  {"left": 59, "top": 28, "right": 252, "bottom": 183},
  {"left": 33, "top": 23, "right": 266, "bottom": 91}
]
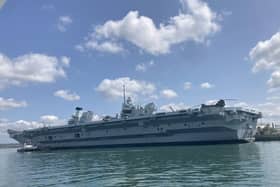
[{"left": 0, "top": 142, "right": 280, "bottom": 187}]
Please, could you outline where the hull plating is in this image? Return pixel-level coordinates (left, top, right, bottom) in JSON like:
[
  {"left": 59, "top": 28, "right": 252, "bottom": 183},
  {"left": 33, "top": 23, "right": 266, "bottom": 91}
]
[{"left": 8, "top": 111, "right": 259, "bottom": 150}]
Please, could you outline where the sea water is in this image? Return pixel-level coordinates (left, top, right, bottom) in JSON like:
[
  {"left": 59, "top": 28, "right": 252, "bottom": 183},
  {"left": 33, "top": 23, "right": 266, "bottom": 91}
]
[{"left": 0, "top": 142, "right": 279, "bottom": 187}]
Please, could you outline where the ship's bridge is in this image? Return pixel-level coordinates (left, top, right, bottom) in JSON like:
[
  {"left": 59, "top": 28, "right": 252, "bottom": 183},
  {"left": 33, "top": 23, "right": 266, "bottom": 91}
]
[
  {"left": 121, "top": 97, "right": 156, "bottom": 118},
  {"left": 68, "top": 107, "right": 95, "bottom": 125}
]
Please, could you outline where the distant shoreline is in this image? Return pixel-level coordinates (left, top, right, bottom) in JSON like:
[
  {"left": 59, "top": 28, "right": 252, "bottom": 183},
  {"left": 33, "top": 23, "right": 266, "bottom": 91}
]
[{"left": 0, "top": 143, "right": 20, "bottom": 149}]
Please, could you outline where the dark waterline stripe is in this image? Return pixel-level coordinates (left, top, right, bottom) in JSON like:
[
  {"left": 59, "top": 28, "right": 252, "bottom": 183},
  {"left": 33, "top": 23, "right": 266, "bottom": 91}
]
[{"left": 36, "top": 139, "right": 249, "bottom": 151}]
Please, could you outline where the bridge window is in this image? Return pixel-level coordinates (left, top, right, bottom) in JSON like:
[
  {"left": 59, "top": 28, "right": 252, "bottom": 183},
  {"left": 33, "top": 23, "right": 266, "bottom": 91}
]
[{"left": 74, "top": 133, "right": 80, "bottom": 138}]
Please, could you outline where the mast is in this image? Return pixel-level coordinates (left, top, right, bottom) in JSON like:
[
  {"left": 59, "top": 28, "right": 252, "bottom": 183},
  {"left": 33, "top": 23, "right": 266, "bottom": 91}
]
[{"left": 123, "top": 85, "right": 126, "bottom": 104}]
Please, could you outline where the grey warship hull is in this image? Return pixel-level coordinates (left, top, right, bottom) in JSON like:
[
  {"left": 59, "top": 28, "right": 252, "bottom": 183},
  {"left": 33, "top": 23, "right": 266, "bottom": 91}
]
[{"left": 8, "top": 102, "right": 261, "bottom": 150}]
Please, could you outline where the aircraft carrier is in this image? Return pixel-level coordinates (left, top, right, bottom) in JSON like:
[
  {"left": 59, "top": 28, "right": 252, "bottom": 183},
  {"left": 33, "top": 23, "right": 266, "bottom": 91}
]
[{"left": 8, "top": 88, "right": 262, "bottom": 150}]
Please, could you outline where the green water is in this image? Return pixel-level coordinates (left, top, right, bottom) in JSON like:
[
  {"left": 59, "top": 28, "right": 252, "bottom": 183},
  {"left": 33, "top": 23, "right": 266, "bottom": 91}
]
[{"left": 0, "top": 142, "right": 279, "bottom": 187}]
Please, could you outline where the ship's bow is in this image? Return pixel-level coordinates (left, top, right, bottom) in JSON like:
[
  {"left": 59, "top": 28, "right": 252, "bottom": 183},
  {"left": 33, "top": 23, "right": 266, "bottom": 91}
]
[{"left": 7, "top": 129, "right": 25, "bottom": 144}]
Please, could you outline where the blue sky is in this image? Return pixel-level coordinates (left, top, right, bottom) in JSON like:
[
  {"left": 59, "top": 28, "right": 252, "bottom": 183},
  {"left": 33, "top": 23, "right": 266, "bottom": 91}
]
[{"left": 1, "top": 0, "right": 280, "bottom": 142}]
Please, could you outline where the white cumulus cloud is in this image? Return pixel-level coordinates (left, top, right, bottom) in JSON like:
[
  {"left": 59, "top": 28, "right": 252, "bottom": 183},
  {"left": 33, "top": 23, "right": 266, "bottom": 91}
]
[
  {"left": 40, "top": 115, "right": 59, "bottom": 123},
  {"left": 54, "top": 89, "right": 80, "bottom": 101},
  {"left": 135, "top": 63, "right": 147, "bottom": 72},
  {"left": 0, "top": 97, "right": 27, "bottom": 110},
  {"left": 78, "top": 41, "right": 124, "bottom": 54},
  {"left": 41, "top": 4, "right": 55, "bottom": 11},
  {"left": 0, "top": 115, "right": 67, "bottom": 143},
  {"left": 249, "top": 32, "right": 280, "bottom": 88},
  {"left": 0, "top": 0, "right": 6, "bottom": 9},
  {"left": 78, "top": 0, "right": 220, "bottom": 55},
  {"left": 233, "top": 102, "right": 250, "bottom": 108},
  {"left": 135, "top": 60, "right": 154, "bottom": 72},
  {"left": 160, "top": 89, "right": 178, "bottom": 99},
  {"left": 0, "top": 115, "right": 65, "bottom": 133},
  {"left": 206, "top": 99, "right": 218, "bottom": 105},
  {"left": 0, "top": 119, "right": 40, "bottom": 133},
  {"left": 266, "top": 95, "right": 280, "bottom": 101},
  {"left": 57, "top": 16, "right": 72, "bottom": 32},
  {"left": 61, "top": 56, "right": 70, "bottom": 66},
  {"left": 256, "top": 102, "right": 280, "bottom": 122},
  {"left": 250, "top": 32, "right": 280, "bottom": 73},
  {"left": 96, "top": 77, "right": 156, "bottom": 100},
  {"left": 0, "top": 53, "right": 69, "bottom": 89},
  {"left": 267, "top": 71, "right": 280, "bottom": 88},
  {"left": 200, "top": 82, "right": 214, "bottom": 89},
  {"left": 184, "top": 81, "right": 192, "bottom": 90}
]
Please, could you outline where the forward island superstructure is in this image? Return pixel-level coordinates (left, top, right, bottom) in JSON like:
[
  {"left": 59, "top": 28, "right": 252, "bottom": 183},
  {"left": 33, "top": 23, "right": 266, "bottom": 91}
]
[{"left": 8, "top": 91, "right": 262, "bottom": 150}]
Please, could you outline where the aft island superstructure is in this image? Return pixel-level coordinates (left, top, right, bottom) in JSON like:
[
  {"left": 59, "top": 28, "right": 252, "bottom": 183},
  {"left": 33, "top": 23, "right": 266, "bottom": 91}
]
[{"left": 8, "top": 91, "right": 262, "bottom": 150}]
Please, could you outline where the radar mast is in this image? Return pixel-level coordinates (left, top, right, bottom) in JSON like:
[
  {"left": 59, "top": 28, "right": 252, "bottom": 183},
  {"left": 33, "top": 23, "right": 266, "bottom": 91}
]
[{"left": 123, "top": 85, "right": 126, "bottom": 104}]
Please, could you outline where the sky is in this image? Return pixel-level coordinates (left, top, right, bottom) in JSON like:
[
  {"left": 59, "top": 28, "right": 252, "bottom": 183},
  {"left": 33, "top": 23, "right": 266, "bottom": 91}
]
[{"left": 1, "top": 0, "right": 280, "bottom": 143}]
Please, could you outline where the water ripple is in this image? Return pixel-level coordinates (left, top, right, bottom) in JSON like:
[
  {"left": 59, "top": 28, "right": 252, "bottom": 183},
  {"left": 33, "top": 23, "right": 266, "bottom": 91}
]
[{"left": 1, "top": 142, "right": 280, "bottom": 186}]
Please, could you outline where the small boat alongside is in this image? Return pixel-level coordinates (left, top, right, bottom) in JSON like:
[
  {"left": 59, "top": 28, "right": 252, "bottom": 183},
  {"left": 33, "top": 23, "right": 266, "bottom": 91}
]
[{"left": 17, "top": 143, "right": 38, "bottom": 152}]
